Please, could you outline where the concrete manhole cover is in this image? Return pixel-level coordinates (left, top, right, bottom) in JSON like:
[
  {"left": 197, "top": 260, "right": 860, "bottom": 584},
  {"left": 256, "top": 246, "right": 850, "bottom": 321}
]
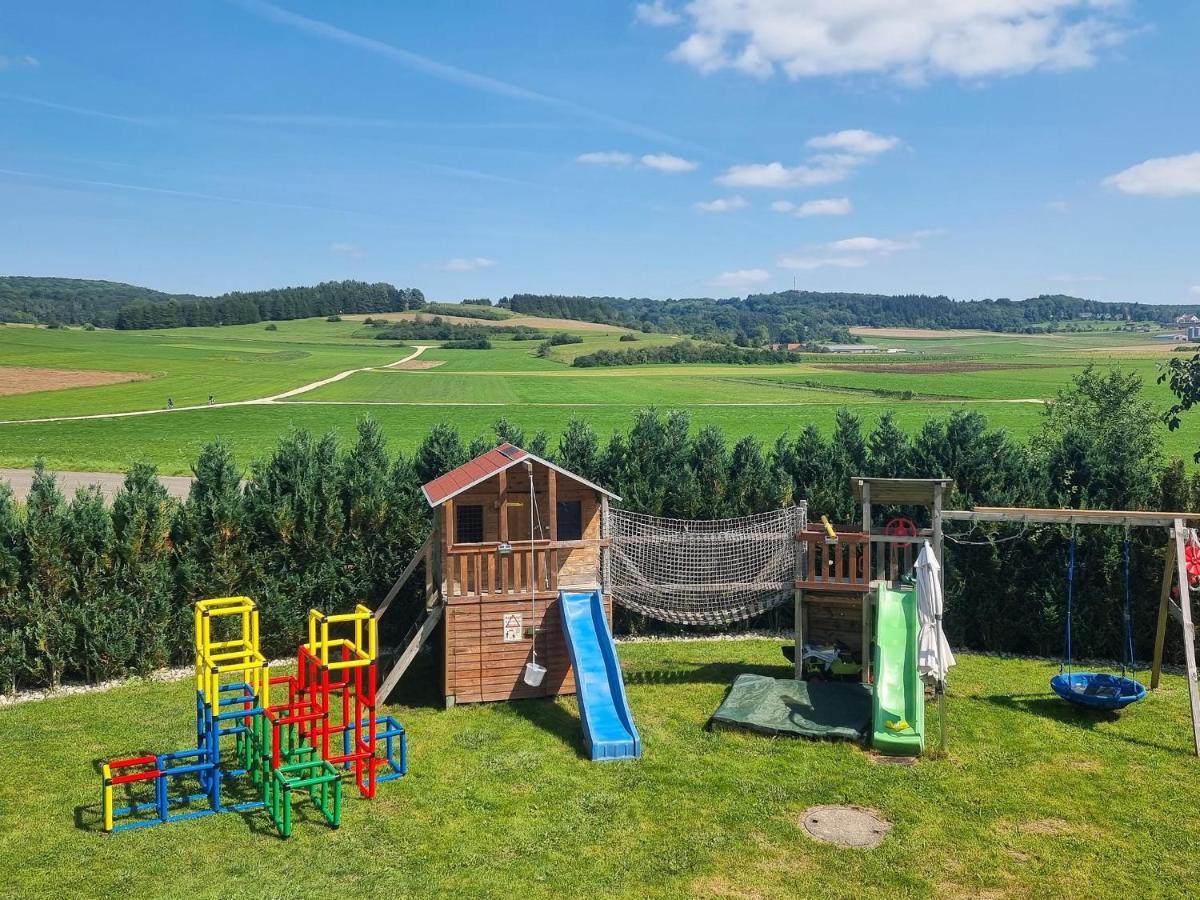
[{"left": 801, "top": 805, "right": 892, "bottom": 849}]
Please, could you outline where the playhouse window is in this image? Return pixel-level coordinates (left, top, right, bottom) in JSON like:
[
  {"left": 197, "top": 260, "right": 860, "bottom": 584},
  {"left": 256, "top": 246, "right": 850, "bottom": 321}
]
[
  {"left": 456, "top": 505, "right": 484, "bottom": 543},
  {"left": 556, "top": 500, "right": 583, "bottom": 541}
]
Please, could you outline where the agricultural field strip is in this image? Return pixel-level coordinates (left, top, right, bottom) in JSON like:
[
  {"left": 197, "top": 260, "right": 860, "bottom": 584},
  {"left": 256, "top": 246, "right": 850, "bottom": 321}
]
[
  {"left": 293, "top": 367, "right": 1073, "bottom": 406},
  {"left": 0, "top": 345, "right": 430, "bottom": 425}
]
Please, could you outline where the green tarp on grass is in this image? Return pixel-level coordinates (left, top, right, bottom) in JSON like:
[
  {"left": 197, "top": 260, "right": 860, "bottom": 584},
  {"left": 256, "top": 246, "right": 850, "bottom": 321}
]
[{"left": 709, "top": 674, "right": 872, "bottom": 741}]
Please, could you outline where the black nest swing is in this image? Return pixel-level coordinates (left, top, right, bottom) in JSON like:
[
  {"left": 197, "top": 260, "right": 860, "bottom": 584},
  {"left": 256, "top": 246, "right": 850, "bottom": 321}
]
[{"left": 1050, "top": 531, "right": 1147, "bottom": 711}]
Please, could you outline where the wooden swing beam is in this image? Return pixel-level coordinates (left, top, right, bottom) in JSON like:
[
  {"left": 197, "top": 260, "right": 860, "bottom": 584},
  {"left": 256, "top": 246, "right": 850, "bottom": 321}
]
[{"left": 942, "top": 506, "right": 1200, "bottom": 756}]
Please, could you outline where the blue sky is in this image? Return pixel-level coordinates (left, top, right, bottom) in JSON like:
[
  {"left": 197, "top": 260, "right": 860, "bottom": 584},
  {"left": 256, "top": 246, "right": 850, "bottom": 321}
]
[{"left": 1, "top": 1, "right": 1197, "bottom": 303}]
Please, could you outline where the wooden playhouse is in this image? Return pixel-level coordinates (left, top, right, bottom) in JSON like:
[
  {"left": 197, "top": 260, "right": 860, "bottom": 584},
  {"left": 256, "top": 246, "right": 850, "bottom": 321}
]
[{"left": 400, "top": 444, "right": 619, "bottom": 707}]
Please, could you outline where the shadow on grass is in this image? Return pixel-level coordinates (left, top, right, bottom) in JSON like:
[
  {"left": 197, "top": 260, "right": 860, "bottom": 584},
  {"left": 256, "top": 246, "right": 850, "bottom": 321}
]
[
  {"left": 979, "top": 692, "right": 1181, "bottom": 754},
  {"left": 625, "top": 660, "right": 793, "bottom": 688},
  {"left": 503, "top": 697, "right": 589, "bottom": 760},
  {"left": 377, "top": 646, "right": 443, "bottom": 710}
]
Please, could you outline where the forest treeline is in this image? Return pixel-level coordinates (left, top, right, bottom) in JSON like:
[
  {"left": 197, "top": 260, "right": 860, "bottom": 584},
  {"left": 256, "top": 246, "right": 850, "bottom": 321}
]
[
  {"left": 114, "top": 281, "right": 425, "bottom": 329},
  {"left": 1, "top": 367, "right": 1197, "bottom": 693},
  {"left": 572, "top": 339, "right": 803, "bottom": 367},
  {"left": 0, "top": 277, "right": 424, "bottom": 328},
  {"left": 0, "top": 277, "right": 203, "bottom": 327},
  {"left": 503, "top": 291, "right": 1198, "bottom": 344}
]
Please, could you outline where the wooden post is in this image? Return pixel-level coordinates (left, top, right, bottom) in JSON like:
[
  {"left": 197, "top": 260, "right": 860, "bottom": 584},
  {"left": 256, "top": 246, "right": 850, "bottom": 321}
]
[
  {"left": 1171, "top": 520, "right": 1200, "bottom": 756},
  {"left": 932, "top": 481, "right": 946, "bottom": 754},
  {"left": 1151, "top": 533, "right": 1178, "bottom": 690},
  {"left": 497, "top": 468, "right": 508, "bottom": 543},
  {"left": 547, "top": 467, "right": 557, "bottom": 542},
  {"left": 793, "top": 515, "right": 804, "bottom": 678},
  {"left": 860, "top": 481, "right": 873, "bottom": 685}
]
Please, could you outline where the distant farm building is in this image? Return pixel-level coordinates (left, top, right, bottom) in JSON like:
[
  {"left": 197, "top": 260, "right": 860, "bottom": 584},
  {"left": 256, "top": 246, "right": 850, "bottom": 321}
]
[
  {"left": 820, "top": 343, "right": 882, "bottom": 354},
  {"left": 769, "top": 342, "right": 805, "bottom": 351},
  {"left": 1175, "top": 314, "right": 1200, "bottom": 325},
  {"left": 1189, "top": 326, "right": 1200, "bottom": 342}
]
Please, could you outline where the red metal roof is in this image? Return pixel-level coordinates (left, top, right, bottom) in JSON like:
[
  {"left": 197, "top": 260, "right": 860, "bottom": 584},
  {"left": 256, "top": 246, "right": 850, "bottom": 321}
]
[{"left": 420, "top": 442, "right": 619, "bottom": 507}]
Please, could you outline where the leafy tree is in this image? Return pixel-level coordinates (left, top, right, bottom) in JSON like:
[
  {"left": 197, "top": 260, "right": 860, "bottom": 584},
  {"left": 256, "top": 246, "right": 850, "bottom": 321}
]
[
  {"left": 1036, "top": 366, "right": 1161, "bottom": 509},
  {"left": 1159, "top": 351, "right": 1200, "bottom": 461}
]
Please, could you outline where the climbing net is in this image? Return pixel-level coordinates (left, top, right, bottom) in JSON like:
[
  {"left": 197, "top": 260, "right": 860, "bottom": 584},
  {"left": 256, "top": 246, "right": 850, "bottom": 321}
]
[{"left": 606, "top": 505, "right": 806, "bottom": 626}]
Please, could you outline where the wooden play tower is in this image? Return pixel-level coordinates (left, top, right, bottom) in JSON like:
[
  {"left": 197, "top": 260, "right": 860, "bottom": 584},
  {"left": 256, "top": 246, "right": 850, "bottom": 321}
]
[{"left": 374, "top": 444, "right": 617, "bottom": 707}]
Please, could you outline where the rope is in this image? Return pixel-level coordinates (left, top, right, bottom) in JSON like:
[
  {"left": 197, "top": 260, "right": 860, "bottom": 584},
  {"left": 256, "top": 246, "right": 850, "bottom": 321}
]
[
  {"left": 608, "top": 506, "right": 806, "bottom": 625},
  {"left": 943, "top": 520, "right": 1030, "bottom": 546},
  {"left": 1122, "top": 533, "right": 1136, "bottom": 681},
  {"left": 1061, "top": 525, "right": 1076, "bottom": 676}
]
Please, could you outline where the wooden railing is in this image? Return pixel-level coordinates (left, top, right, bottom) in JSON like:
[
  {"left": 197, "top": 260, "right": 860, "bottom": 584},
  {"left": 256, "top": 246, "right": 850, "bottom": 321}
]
[
  {"left": 868, "top": 530, "right": 931, "bottom": 583},
  {"left": 445, "top": 542, "right": 559, "bottom": 599},
  {"left": 795, "top": 529, "right": 871, "bottom": 591}
]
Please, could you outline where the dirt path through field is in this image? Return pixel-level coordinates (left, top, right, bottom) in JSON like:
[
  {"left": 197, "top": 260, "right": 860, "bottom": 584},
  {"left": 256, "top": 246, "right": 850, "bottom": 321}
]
[{"left": 0, "top": 345, "right": 432, "bottom": 425}]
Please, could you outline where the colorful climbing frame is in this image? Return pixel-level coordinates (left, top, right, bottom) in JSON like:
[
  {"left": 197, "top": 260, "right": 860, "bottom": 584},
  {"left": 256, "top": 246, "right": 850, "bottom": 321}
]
[{"left": 99, "top": 596, "right": 405, "bottom": 837}]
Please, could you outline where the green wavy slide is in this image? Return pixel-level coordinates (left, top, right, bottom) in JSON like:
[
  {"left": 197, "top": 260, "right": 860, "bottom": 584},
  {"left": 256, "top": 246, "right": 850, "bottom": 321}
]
[{"left": 871, "top": 583, "right": 925, "bottom": 756}]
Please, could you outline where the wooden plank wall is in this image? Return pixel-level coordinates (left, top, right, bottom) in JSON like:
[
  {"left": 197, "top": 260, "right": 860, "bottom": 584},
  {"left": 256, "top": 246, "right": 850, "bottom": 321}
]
[
  {"left": 803, "top": 592, "right": 865, "bottom": 658},
  {"left": 445, "top": 594, "right": 614, "bottom": 704}
]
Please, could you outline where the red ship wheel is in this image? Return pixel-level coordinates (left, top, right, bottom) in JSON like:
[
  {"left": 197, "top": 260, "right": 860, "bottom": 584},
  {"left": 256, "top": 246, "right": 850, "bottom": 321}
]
[
  {"left": 1186, "top": 542, "right": 1200, "bottom": 587},
  {"left": 883, "top": 516, "right": 919, "bottom": 548}
]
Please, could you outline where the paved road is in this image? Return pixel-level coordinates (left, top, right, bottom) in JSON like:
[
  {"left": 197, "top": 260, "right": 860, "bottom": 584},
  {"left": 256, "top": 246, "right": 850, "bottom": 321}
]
[
  {"left": 0, "top": 467, "right": 194, "bottom": 501},
  {"left": 0, "top": 345, "right": 431, "bottom": 426}
]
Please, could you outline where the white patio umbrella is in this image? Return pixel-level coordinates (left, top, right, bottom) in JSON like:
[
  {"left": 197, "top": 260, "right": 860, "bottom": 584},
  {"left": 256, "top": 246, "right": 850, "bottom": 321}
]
[{"left": 915, "top": 540, "right": 954, "bottom": 752}]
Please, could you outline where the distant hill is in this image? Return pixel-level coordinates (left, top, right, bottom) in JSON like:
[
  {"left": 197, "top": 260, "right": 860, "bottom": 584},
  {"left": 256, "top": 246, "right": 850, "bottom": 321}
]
[
  {"left": 501, "top": 291, "right": 1200, "bottom": 343},
  {"left": 0, "top": 276, "right": 202, "bottom": 326},
  {"left": 0, "top": 277, "right": 425, "bottom": 329}
]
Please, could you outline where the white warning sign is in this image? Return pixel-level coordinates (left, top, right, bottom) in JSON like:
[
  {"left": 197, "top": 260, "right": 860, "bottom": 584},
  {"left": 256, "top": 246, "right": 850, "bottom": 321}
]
[{"left": 503, "top": 613, "right": 523, "bottom": 642}]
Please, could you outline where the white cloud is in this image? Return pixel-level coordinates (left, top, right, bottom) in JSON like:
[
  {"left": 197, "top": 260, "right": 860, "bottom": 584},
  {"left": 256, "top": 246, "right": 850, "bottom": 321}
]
[
  {"left": 443, "top": 257, "right": 496, "bottom": 271},
  {"left": 776, "top": 255, "right": 868, "bottom": 270},
  {"left": 712, "top": 268, "right": 770, "bottom": 289},
  {"left": 1190, "top": 285, "right": 1200, "bottom": 297},
  {"left": 772, "top": 197, "right": 852, "bottom": 217},
  {"left": 1045, "top": 199, "right": 1070, "bottom": 213},
  {"left": 717, "top": 159, "right": 851, "bottom": 188},
  {"left": 634, "top": 1, "right": 681, "bottom": 27},
  {"left": 718, "top": 129, "right": 898, "bottom": 190},
  {"left": 0, "top": 54, "right": 39, "bottom": 70},
  {"left": 693, "top": 195, "right": 747, "bottom": 213},
  {"left": 330, "top": 241, "right": 365, "bottom": 258},
  {"left": 778, "top": 233, "right": 922, "bottom": 269},
  {"left": 577, "top": 150, "right": 634, "bottom": 166},
  {"left": 641, "top": 152, "right": 698, "bottom": 173},
  {"left": 1104, "top": 152, "right": 1200, "bottom": 197},
  {"left": 661, "top": 1, "right": 1130, "bottom": 83},
  {"left": 830, "top": 236, "right": 915, "bottom": 253},
  {"left": 807, "top": 130, "right": 898, "bottom": 155},
  {"left": 1048, "top": 273, "right": 1105, "bottom": 284}
]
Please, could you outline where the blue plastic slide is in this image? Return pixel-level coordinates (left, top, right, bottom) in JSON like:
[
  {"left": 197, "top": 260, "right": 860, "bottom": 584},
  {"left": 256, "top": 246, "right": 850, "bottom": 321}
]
[{"left": 559, "top": 589, "right": 641, "bottom": 761}]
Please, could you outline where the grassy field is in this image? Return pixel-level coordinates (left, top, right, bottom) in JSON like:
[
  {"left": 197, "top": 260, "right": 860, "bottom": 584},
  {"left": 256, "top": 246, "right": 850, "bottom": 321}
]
[
  {"left": 3, "top": 639, "right": 1198, "bottom": 899},
  {"left": 0, "top": 318, "right": 1195, "bottom": 473}
]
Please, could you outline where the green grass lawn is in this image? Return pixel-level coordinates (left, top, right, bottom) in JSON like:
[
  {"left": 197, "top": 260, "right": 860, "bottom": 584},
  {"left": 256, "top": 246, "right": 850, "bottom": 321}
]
[
  {"left": 0, "top": 322, "right": 407, "bottom": 420},
  {"left": 0, "top": 398, "right": 1054, "bottom": 474},
  {"left": 0, "top": 321, "right": 1195, "bottom": 472},
  {"left": 3, "top": 640, "right": 1198, "bottom": 899}
]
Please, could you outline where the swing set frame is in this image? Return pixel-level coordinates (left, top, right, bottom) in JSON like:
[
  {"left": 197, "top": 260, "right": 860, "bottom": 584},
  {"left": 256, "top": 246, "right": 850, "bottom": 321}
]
[{"left": 941, "top": 506, "right": 1200, "bottom": 757}]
